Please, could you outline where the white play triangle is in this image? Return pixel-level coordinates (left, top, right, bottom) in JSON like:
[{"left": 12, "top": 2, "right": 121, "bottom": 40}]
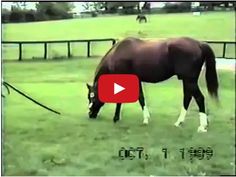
[{"left": 114, "top": 83, "right": 125, "bottom": 95}]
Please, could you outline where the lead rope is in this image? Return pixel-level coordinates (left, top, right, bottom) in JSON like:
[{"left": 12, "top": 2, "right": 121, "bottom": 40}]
[{"left": 2, "top": 80, "right": 61, "bottom": 115}]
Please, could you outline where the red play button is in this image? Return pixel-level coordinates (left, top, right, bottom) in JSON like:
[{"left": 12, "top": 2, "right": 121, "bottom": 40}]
[
  {"left": 114, "top": 83, "right": 125, "bottom": 95},
  {"left": 98, "top": 74, "right": 139, "bottom": 103}
]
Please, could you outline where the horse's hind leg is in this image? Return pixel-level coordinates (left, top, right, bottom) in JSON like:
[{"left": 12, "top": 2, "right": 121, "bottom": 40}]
[
  {"left": 174, "top": 79, "right": 192, "bottom": 127},
  {"left": 139, "top": 82, "right": 150, "bottom": 124},
  {"left": 175, "top": 79, "right": 208, "bottom": 132},
  {"left": 192, "top": 84, "right": 208, "bottom": 132}
]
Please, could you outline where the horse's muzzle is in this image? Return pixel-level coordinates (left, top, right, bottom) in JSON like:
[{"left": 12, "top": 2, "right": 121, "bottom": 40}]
[{"left": 89, "top": 111, "right": 97, "bottom": 119}]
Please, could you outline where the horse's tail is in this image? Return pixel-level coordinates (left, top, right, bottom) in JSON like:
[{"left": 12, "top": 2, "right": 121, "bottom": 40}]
[{"left": 200, "top": 42, "right": 219, "bottom": 100}]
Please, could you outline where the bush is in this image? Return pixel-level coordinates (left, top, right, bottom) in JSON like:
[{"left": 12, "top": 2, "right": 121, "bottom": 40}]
[
  {"left": 2, "top": 2, "right": 74, "bottom": 23},
  {"left": 25, "top": 10, "right": 36, "bottom": 22},
  {"left": 121, "top": 6, "right": 139, "bottom": 14},
  {"left": 91, "top": 11, "right": 98, "bottom": 17},
  {"left": 9, "top": 10, "right": 25, "bottom": 22},
  {"left": 2, "top": 9, "right": 11, "bottom": 23}
]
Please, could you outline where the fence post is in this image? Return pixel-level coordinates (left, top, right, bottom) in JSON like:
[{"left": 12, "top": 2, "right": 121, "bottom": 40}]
[
  {"left": 222, "top": 42, "right": 226, "bottom": 58},
  {"left": 67, "top": 42, "right": 71, "bottom": 58},
  {"left": 112, "top": 39, "right": 116, "bottom": 45},
  {"left": 87, "top": 41, "right": 91, "bottom": 58},
  {"left": 44, "top": 43, "right": 47, "bottom": 59},
  {"left": 19, "top": 43, "right": 22, "bottom": 61}
]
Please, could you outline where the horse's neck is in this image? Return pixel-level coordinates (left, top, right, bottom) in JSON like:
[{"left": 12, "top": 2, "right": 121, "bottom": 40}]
[{"left": 93, "top": 63, "right": 109, "bottom": 85}]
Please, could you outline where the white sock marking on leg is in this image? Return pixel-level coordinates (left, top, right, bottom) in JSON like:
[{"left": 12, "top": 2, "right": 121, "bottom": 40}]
[
  {"left": 199, "top": 112, "right": 208, "bottom": 127},
  {"left": 174, "top": 107, "right": 187, "bottom": 126},
  {"left": 198, "top": 112, "right": 208, "bottom": 132},
  {"left": 143, "top": 106, "right": 150, "bottom": 124}
]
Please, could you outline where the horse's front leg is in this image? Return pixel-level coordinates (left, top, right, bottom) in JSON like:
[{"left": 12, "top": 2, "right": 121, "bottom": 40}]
[
  {"left": 113, "top": 103, "right": 122, "bottom": 123},
  {"left": 139, "top": 83, "right": 150, "bottom": 124}
]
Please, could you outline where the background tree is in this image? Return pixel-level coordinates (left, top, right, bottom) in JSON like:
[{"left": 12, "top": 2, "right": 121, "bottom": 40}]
[
  {"left": 142, "top": 2, "right": 151, "bottom": 13},
  {"left": 35, "top": 2, "right": 74, "bottom": 21},
  {"left": 82, "top": 2, "right": 90, "bottom": 11},
  {"left": 9, "top": 3, "right": 25, "bottom": 22},
  {"left": 2, "top": 8, "right": 11, "bottom": 23},
  {"left": 104, "top": 2, "right": 139, "bottom": 14}
]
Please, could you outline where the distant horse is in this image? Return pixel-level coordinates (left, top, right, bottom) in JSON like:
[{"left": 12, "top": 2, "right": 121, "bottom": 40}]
[
  {"left": 86, "top": 37, "right": 219, "bottom": 133},
  {"left": 136, "top": 14, "right": 147, "bottom": 23}
]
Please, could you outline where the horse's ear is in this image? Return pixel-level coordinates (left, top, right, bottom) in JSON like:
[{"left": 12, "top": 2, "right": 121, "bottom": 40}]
[{"left": 86, "top": 83, "right": 91, "bottom": 89}]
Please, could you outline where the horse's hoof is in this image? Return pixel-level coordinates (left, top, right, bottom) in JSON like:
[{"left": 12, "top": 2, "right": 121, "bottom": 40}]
[
  {"left": 113, "top": 117, "right": 120, "bottom": 123},
  {"left": 143, "top": 119, "right": 149, "bottom": 125},
  {"left": 174, "top": 122, "right": 179, "bottom": 127},
  {"left": 174, "top": 121, "right": 183, "bottom": 127},
  {"left": 197, "top": 126, "right": 208, "bottom": 133}
]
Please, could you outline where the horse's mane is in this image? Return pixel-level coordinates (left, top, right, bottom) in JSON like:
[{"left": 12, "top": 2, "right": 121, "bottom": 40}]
[
  {"left": 93, "top": 37, "right": 143, "bottom": 84},
  {"left": 94, "top": 41, "right": 120, "bottom": 78}
]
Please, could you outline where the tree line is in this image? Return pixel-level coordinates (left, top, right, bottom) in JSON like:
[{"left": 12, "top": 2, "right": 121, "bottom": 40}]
[
  {"left": 2, "top": 2, "right": 74, "bottom": 23},
  {"left": 77, "top": 2, "right": 235, "bottom": 14},
  {"left": 2, "top": 2, "right": 235, "bottom": 23}
]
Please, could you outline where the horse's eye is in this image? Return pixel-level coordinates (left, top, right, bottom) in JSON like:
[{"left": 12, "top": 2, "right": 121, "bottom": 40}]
[{"left": 90, "top": 92, "right": 95, "bottom": 98}]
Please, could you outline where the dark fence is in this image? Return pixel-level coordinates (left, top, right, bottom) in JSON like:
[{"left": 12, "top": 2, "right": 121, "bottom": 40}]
[
  {"left": 1, "top": 39, "right": 235, "bottom": 61},
  {"left": 204, "top": 40, "right": 235, "bottom": 59},
  {"left": 2, "top": 38, "right": 116, "bottom": 61}
]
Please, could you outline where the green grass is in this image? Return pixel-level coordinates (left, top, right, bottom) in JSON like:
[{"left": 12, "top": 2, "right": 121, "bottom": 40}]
[
  {"left": 2, "top": 11, "right": 236, "bottom": 60},
  {"left": 2, "top": 11, "right": 235, "bottom": 175},
  {"left": 2, "top": 12, "right": 235, "bottom": 41},
  {"left": 3, "top": 59, "right": 235, "bottom": 176}
]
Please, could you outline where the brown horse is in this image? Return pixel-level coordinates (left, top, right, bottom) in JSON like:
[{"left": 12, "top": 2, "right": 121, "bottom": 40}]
[
  {"left": 86, "top": 37, "right": 219, "bottom": 133},
  {"left": 136, "top": 14, "right": 147, "bottom": 23}
]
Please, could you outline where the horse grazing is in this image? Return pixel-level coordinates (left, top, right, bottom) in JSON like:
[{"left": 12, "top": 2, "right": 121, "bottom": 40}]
[
  {"left": 86, "top": 37, "right": 219, "bottom": 133},
  {"left": 136, "top": 14, "right": 147, "bottom": 23}
]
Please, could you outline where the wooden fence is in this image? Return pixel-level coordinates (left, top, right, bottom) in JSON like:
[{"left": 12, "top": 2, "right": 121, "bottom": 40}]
[
  {"left": 205, "top": 40, "right": 235, "bottom": 59},
  {"left": 2, "top": 38, "right": 116, "bottom": 61},
  {"left": 2, "top": 38, "right": 235, "bottom": 61}
]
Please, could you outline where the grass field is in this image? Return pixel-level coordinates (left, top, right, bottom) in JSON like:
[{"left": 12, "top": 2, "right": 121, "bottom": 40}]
[
  {"left": 2, "top": 11, "right": 236, "bottom": 176},
  {"left": 2, "top": 11, "right": 236, "bottom": 60},
  {"left": 3, "top": 59, "right": 235, "bottom": 176},
  {"left": 2, "top": 12, "right": 235, "bottom": 41}
]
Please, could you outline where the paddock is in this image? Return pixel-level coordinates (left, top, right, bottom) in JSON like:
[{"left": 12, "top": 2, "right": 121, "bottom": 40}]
[{"left": 2, "top": 11, "right": 235, "bottom": 176}]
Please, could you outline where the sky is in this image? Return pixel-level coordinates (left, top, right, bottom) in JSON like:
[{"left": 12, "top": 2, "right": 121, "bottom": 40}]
[{"left": 1, "top": 2, "right": 166, "bottom": 12}]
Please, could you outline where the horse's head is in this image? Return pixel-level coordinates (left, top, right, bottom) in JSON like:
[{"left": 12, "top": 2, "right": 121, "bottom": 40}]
[{"left": 86, "top": 83, "right": 104, "bottom": 119}]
